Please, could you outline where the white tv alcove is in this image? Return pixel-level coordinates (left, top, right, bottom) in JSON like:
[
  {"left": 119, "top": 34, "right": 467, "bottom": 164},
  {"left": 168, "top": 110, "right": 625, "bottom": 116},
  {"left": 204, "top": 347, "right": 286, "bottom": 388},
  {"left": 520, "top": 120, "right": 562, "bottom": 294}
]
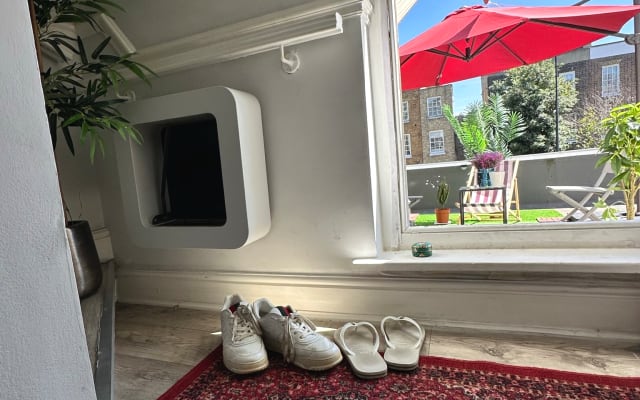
[{"left": 115, "top": 86, "right": 270, "bottom": 249}]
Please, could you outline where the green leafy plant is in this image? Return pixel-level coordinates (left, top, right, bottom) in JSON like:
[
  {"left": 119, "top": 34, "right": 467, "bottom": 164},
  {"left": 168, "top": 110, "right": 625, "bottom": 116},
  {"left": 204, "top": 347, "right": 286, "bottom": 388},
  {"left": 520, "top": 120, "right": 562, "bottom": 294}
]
[
  {"left": 444, "top": 94, "right": 525, "bottom": 159},
  {"left": 33, "top": 0, "right": 154, "bottom": 161},
  {"left": 593, "top": 197, "right": 622, "bottom": 221},
  {"left": 598, "top": 102, "right": 640, "bottom": 220}
]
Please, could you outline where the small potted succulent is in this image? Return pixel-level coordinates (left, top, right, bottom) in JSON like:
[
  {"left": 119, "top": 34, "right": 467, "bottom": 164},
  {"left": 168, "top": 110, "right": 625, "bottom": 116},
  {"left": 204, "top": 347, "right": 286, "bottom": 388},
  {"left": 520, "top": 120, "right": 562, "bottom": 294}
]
[
  {"left": 472, "top": 151, "right": 504, "bottom": 187},
  {"left": 435, "top": 179, "right": 450, "bottom": 224}
]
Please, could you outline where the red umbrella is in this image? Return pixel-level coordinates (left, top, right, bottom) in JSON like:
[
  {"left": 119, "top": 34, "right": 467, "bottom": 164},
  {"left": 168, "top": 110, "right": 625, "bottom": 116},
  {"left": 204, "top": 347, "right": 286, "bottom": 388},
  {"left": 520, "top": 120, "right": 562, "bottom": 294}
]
[{"left": 400, "top": 5, "right": 640, "bottom": 90}]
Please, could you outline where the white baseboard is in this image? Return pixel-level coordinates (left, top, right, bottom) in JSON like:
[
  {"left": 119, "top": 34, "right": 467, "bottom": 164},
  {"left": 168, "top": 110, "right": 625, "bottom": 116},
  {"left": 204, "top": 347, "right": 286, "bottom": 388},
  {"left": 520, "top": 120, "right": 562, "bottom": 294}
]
[{"left": 116, "top": 268, "right": 640, "bottom": 341}]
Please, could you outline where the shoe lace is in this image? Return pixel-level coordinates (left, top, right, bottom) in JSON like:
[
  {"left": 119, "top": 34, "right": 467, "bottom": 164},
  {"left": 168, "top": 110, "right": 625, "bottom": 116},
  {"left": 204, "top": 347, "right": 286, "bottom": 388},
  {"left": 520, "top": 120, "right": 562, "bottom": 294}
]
[
  {"left": 282, "top": 312, "right": 317, "bottom": 363},
  {"left": 231, "top": 304, "right": 262, "bottom": 343}
]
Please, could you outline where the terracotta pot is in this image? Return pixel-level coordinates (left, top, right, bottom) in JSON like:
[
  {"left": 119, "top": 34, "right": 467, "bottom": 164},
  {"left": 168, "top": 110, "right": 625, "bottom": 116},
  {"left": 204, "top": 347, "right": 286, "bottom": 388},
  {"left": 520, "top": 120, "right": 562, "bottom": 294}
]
[{"left": 435, "top": 208, "right": 450, "bottom": 224}]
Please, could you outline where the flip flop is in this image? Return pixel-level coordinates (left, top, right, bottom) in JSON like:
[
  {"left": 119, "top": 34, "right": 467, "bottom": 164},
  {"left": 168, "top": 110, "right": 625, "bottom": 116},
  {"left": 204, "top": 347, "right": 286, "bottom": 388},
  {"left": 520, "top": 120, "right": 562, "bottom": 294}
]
[
  {"left": 333, "top": 322, "right": 387, "bottom": 379},
  {"left": 380, "top": 316, "right": 425, "bottom": 371}
]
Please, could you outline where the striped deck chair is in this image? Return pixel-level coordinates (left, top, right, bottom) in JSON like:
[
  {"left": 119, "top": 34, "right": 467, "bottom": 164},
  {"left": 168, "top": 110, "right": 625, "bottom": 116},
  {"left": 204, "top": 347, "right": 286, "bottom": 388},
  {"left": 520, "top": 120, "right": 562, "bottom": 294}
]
[{"left": 457, "top": 159, "right": 521, "bottom": 223}]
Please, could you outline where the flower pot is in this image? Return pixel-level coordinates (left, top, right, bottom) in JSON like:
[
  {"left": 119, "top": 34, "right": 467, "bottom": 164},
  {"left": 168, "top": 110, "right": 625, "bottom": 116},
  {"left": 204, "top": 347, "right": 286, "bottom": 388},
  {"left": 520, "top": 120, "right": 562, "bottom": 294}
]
[
  {"left": 66, "top": 220, "right": 102, "bottom": 299},
  {"left": 477, "top": 168, "right": 493, "bottom": 187},
  {"left": 435, "top": 208, "right": 450, "bottom": 224}
]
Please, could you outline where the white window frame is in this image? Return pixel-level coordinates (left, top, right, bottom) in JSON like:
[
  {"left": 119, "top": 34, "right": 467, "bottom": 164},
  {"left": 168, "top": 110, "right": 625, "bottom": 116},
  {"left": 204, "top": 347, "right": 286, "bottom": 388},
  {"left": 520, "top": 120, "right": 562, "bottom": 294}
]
[
  {"left": 601, "top": 64, "right": 620, "bottom": 97},
  {"left": 426, "top": 96, "right": 442, "bottom": 119},
  {"left": 369, "top": 1, "right": 639, "bottom": 252},
  {"left": 559, "top": 71, "right": 575, "bottom": 84},
  {"left": 403, "top": 134, "right": 412, "bottom": 158},
  {"left": 428, "top": 130, "right": 445, "bottom": 156},
  {"left": 402, "top": 101, "right": 409, "bottom": 123}
]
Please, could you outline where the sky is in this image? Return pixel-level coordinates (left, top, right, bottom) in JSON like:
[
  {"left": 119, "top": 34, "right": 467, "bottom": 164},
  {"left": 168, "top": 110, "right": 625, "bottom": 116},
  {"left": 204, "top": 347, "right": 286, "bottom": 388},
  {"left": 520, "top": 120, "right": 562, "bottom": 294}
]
[{"left": 398, "top": 0, "right": 639, "bottom": 113}]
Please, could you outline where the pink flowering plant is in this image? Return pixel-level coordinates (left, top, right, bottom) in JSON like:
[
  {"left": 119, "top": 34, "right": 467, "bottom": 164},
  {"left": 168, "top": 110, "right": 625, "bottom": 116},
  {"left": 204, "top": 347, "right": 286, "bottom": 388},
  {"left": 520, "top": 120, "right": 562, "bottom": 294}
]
[{"left": 472, "top": 151, "right": 504, "bottom": 170}]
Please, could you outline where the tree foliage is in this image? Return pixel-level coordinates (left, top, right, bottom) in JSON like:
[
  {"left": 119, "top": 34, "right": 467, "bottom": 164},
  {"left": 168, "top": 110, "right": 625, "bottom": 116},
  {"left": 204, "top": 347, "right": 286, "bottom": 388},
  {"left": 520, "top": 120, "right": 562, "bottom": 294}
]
[
  {"left": 443, "top": 94, "right": 526, "bottom": 158},
  {"left": 489, "top": 59, "right": 578, "bottom": 154}
]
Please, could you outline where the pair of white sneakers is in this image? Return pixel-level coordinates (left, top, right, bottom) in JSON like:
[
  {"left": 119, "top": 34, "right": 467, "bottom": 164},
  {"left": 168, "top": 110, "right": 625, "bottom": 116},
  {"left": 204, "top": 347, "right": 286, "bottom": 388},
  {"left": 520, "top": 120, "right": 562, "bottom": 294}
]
[{"left": 220, "top": 294, "right": 343, "bottom": 374}]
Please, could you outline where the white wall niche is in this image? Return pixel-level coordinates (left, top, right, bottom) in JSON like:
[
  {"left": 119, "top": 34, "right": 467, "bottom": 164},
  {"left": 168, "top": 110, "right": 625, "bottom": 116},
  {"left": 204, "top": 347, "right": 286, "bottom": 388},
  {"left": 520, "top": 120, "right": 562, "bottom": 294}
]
[{"left": 115, "top": 86, "right": 270, "bottom": 249}]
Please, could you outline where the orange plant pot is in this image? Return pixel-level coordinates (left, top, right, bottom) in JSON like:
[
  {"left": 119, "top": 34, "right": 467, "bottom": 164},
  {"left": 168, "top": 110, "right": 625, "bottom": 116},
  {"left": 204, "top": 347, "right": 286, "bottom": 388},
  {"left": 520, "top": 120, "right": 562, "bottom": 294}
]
[{"left": 435, "top": 208, "right": 450, "bottom": 224}]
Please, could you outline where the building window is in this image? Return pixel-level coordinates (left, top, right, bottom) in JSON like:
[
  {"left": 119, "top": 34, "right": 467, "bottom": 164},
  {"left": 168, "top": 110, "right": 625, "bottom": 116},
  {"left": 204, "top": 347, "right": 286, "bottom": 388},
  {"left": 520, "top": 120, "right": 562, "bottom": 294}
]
[
  {"left": 559, "top": 71, "right": 575, "bottom": 84},
  {"left": 602, "top": 64, "right": 620, "bottom": 97},
  {"left": 402, "top": 101, "right": 409, "bottom": 123},
  {"left": 404, "top": 134, "right": 412, "bottom": 158},
  {"left": 429, "top": 130, "right": 445, "bottom": 156},
  {"left": 426, "top": 96, "right": 442, "bottom": 118}
]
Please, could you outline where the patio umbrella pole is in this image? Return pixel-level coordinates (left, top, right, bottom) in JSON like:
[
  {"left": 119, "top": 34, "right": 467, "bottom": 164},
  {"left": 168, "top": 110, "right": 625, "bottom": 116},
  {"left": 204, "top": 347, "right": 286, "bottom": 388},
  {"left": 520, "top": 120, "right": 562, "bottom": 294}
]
[
  {"left": 555, "top": 56, "right": 559, "bottom": 152},
  {"left": 636, "top": 0, "right": 640, "bottom": 215}
]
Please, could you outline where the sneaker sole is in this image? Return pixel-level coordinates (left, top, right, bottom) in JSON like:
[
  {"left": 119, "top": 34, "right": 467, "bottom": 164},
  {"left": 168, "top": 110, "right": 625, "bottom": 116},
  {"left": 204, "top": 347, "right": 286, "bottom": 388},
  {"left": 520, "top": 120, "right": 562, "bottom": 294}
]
[
  {"left": 264, "top": 341, "right": 344, "bottom": 371},
  {"left": 224, "top": 357, "right": 269, "bottom": 374},
  {"left": 292, "top": 351, "right": 343, "bottom": 371}
]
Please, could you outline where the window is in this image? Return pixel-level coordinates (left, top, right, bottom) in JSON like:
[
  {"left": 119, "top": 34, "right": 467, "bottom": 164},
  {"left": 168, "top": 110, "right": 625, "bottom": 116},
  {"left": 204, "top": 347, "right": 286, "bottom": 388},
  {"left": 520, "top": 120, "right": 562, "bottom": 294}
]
[
  {"left": 367, "top": 1, "right": 638, "bottom": 252},
  {"left": 429, "top": 130, "right": 445, "bottom": 156},
  {"left": 602, "top": 64, "right": 620, "bottom": 97},
  {"left": 426, "top": 96, "right": 442, "bottom": 118},
  {"left": 404, "top": 134, "right": 412, "bottom": 158},
  {"left": 559, "top": 71, "right": 575, "bottom": 84},
  {"left": 402, "top": 101, "right": 409, "bottom": 123}
]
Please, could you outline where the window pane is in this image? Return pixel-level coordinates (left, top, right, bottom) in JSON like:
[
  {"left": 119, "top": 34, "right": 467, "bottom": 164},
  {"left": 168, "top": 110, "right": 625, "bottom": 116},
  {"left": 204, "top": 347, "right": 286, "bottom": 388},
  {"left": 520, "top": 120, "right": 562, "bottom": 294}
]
[
  {"left": 404, "top": 134, "right": 412, "bottom": 157},
  {"left": 427, "top": 96, "right": 442, "bottom": 118},
  {"left": 402, "top": 101, "right": 409, "bottom": 123},
  {"left": 602, "top": 64, "right": 620, "bottom": 97},
  {"left": 429, "top": 130, "right": 444, "bottom": 155}
]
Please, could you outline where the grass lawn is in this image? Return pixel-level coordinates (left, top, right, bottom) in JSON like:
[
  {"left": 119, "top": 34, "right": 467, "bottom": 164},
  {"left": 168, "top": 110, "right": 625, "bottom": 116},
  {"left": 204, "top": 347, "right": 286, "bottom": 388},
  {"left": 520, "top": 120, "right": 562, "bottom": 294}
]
[{"left": 414, "top": 209, "right": 563, "bottom": 226}]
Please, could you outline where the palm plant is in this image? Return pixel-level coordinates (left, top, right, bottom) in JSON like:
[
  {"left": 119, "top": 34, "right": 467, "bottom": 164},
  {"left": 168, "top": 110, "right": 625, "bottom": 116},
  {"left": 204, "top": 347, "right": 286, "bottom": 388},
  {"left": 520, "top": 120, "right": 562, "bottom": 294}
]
[
  {"left": 444, "top": 94, "right": 526, "bottom": 158},
  {"left": 33, "top": 0, "right": 154, "bottom": 162},
  {"left": 29, "top": 0, "right": 154, "bottom": 298}
]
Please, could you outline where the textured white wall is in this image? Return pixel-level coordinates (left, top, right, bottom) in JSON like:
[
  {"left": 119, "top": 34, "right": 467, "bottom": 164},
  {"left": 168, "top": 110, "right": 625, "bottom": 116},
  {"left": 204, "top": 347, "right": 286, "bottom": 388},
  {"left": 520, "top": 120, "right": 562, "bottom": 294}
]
[
  {"left": 0, "top": 1, "right": 97, "bottom": 399},
  {"left": 96, "top": 1, "right": 378, "bottom": 276}
]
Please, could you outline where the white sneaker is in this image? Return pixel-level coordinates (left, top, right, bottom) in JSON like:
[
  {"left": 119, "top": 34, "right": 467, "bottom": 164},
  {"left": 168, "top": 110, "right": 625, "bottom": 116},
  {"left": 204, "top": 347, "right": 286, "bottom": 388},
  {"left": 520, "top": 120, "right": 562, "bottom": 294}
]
[
  {"left": 253, "top": 297, "right": 343, "bottom": 371},
  {"left": 220, "top": 294, "right": 269, "bottom": 374}
]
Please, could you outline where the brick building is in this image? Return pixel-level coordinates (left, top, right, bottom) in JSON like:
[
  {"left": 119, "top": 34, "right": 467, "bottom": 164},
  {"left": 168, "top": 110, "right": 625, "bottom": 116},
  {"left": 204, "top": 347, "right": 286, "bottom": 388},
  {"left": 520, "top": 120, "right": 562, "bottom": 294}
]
[
  {"left": 483, "top": 40, "right": 636, "bottom": 124},
  {"left": 401, "top": 85, "right": 457, "bottom": 165}
]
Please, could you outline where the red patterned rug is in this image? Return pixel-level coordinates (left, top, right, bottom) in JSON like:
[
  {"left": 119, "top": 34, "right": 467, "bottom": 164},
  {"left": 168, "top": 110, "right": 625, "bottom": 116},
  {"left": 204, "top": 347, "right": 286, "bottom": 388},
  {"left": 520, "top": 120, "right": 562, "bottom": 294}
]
[{"left": 158, "top": 347, "right": 640, "bottom": 400}]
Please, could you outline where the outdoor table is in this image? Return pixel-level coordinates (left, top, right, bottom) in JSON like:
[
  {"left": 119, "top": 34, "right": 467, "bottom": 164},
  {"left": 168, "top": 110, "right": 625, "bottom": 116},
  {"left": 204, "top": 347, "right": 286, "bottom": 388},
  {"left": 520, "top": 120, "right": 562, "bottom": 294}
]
[{"left": 458, "top": 185, "right": 507, "bottom": 225}]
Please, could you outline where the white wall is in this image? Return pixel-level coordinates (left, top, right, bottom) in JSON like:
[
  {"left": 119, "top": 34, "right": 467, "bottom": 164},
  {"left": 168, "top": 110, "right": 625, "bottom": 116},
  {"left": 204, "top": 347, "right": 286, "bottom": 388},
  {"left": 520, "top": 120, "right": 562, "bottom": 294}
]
[
  {"left": 0, "top": 1, "right": 96, "bottom": 399},
  {"left": 98, "top": 0, "right": 378, "bottom": 276},
  {"left": 58, "top": 0, "right": 640, "bottom": 338}
]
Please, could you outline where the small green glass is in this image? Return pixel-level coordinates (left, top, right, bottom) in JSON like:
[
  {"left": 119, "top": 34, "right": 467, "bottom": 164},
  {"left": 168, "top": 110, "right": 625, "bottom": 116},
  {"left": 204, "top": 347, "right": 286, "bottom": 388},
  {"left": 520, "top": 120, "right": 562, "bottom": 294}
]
[{"left": 412, "top": 242, "right": 432, "bottom": 257}]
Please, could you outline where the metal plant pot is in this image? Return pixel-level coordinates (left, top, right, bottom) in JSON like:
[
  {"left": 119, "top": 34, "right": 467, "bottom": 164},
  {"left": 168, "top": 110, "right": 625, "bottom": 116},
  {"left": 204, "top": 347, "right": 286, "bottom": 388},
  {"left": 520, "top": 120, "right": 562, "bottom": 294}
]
[{"left": 66, "top": 220, "right": 102, "bottom": 299}]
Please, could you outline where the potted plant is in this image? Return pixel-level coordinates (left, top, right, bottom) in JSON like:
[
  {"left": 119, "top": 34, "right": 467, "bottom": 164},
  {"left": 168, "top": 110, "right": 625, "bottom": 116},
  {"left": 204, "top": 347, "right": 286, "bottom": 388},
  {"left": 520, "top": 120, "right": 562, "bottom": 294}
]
[
  {"left": 599, "top": 102, "right": 640, "bottom": 220},
  {"left": 31, "top": 0, "right": 154, "bottom": 297},
  {"left": 435, "top": 179, "right": 450, "bottom": 224},
  {"left": 472, "top": 151, "right": 504, "bottom": 187}
]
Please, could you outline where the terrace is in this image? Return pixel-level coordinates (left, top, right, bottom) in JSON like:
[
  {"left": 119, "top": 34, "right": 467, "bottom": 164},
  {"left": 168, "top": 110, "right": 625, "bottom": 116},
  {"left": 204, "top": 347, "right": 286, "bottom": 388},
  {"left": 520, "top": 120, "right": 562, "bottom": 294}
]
[{"left": 406, "top": 149, "right": 633, "bottom": 225}]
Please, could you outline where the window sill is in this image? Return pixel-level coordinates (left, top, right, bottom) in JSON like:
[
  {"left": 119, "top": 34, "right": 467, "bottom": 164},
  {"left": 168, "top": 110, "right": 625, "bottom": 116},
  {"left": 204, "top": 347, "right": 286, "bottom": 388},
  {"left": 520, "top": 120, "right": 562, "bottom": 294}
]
[{"left": 353, "top": 248, "right": 640, "bottom": 276}]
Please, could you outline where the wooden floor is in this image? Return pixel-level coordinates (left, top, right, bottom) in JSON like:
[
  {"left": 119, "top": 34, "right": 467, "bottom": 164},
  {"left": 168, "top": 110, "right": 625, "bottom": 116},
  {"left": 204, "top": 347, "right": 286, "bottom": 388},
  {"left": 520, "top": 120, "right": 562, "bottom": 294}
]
[{"left": 115, "top": 303, "right": 640, "bottom": 400}]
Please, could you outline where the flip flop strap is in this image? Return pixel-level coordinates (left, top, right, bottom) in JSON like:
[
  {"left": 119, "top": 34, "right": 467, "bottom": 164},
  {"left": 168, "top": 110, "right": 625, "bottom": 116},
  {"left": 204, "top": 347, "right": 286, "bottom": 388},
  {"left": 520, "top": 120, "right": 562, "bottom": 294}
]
[
  {"left": 337, "top": 321, "right": 380, "bottom": 356},
  {"left": 380, "top": 316, "right": 424, "bottom": 350}
]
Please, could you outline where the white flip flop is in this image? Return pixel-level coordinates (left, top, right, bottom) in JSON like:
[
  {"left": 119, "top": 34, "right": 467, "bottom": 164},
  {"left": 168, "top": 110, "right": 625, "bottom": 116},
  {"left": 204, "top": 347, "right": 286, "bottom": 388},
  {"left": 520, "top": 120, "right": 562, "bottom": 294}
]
[
  {"left": 380, "top": 316, "right": 425, "bottom": 371},
  {"left": 333, "top": 322, "right": 387, "bottom": 379}
]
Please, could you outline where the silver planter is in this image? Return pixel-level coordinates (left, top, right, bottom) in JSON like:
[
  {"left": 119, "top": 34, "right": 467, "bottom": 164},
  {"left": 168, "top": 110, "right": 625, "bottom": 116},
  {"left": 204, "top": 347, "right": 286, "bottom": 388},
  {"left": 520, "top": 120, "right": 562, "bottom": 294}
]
[{"left": 66, "top": 220, "right": 102, "bottom": 299}]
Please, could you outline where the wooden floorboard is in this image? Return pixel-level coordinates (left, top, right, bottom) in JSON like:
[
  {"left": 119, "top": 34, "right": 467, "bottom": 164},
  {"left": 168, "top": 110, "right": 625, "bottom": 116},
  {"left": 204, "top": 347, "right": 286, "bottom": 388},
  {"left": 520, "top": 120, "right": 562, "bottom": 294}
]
[{"left": 114, "top": 303, "right": 640, "bottom": 400}]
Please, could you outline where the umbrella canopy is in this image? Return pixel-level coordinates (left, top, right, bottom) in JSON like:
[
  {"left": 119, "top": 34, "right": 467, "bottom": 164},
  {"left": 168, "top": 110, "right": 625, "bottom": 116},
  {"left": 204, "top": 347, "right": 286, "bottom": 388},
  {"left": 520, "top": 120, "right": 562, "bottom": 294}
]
[{"left": 400, "top": 5, "right": 640, "bottom": 90}]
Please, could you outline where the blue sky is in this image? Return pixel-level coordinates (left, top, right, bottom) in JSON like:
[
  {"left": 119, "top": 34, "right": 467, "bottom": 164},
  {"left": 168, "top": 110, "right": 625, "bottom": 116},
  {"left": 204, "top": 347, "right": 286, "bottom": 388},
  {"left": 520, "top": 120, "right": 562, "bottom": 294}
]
[{"left": 398, "top": 0, "right": 638, "bottom": 113}]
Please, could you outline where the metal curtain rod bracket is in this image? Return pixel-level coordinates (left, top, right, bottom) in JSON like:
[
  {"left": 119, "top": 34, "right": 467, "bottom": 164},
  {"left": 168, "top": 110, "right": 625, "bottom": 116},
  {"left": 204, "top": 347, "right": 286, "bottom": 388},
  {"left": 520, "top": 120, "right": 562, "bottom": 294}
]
[{"left": 279, "top": 12, "right": 343, "bottom": 74}]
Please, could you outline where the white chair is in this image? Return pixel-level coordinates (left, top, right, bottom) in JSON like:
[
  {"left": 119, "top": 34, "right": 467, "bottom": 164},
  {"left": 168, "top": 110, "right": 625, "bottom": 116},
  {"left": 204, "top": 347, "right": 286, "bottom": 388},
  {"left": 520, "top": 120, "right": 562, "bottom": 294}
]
[{"left": 545, "top": 162, "right": 614, "bottom": 222}]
